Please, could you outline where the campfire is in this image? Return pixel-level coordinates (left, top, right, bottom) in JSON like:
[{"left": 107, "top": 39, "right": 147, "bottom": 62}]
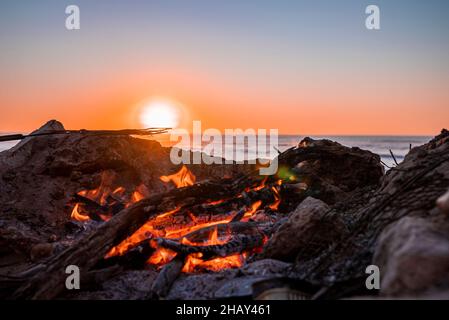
[
  {"left": 70, "top": 165, "right": 283, "bottom": 274},
  {"left": 4, "top": 120, "right": 402, "bottom": 300}
]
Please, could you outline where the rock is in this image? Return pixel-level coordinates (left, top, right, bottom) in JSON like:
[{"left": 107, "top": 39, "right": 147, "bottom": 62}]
[
  {"left": 240, "top": 259, "right": 291, "bottom": 276},
  {"left": 262, "top": 197, "right": 347, "bottom": 262},
  {"left": 214, "top": 276, "right": 268, "bottom": 298},
  {"left": 373, "top": 216, "right": 449, "bottom": 297},
  {"left": 296, "top": 138, "right": 384, "bottom": 192},
  {"left": 437, "top": 189, "right": 449, "bottom": 216},
  {"left": 290, "top": 129, "right": 449, "bottom": 291},
  {"left": 167, "top": 269, "right": 239, "bottom": 300},
  {"left": 30, "top": 243, "right": 55, "bottom": 261},
  {"left": 278, "top": 137, "right": 384, "bottom": 205}
]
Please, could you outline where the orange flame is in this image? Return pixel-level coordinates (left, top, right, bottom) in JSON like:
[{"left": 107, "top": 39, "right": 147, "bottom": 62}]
[
  {"left": 70, "top": 169, "right": 153, "bottom": 222},
  {"left": 243, "top": 200, "right": 262, "bottom": 219},
  {"left": 106, "top": 207, "right": 181, "bottom": 257},
  {"left": 182, "top": 253, "right": 246, "bottom": 273},
  {"left": 246, "top": 177, "right": 267, "bottom": 192},
  {"left": 70, "top": 203, "right": 90, "bottom": 222},
  {"left": 160, "top": 165, "right": 196, "bottom": 188},
  {"left": 147, "top": 247, "right": 177, "bottom": 267},
  {"left": 180, "top": 227, "right": 245, "bottom": 273},
  {"left": 268, "top": 186, "right": 281, "bottom": 210},
  {"left": 83, "top": 171, "right": 116, "bottom": 205}
]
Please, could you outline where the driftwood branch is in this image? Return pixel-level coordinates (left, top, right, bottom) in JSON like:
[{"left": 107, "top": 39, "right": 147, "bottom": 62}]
[{"left": 0, "top": 128, "right": 171, "bottom": 142}]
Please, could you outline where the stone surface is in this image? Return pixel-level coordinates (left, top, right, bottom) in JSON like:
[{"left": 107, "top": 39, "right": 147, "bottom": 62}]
[
  {"left": 262, "top": 197, "right": 347, "bottom": 262},
  {"left": 66, "top": 270, "right": 158, "bottom": 300},
  {"left": 373, "top": 216, "right": 449, "bottom": 297},
  {"left": 277, "top": 137, "right": 384, "bottom": 206},
  {"left": 167, "top": 259, "right": 291, "bottom": 299},
  {"left": 437, "top": 188, "right": 449, "bottom": 216}
]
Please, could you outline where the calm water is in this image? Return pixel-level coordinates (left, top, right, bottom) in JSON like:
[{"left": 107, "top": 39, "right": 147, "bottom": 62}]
[
  {"left": 0, "top": 133, "right": 431, "bottom": 169},
  {"left": 278, "top": 135, "right": 431, "bottom": 168}
]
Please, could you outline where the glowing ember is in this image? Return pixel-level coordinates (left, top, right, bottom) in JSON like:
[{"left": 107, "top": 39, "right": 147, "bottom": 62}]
[
  {"left": 241, "top": 200, "right": 262, "bottom": 220},
  {"left": 182, "top": 253, "right": 246, "bottom": 273},
  {"left": 147, "top": 247, "right": 177, "bottom": 267},
  {"left": 160, "top": 165, "right": 196, "bottom": 188},
  {"left": 128, "top": 184, "right": 150, "bottom": 206},
  {"left": 180, "top": 227, "right": 245, "bottom": 273}
]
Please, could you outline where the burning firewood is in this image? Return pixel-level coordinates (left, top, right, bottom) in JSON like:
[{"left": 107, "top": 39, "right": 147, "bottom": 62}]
[
  {"left": 98, "top": 239, "right": 155, "bottom": 270},
  {"left": 155, "top": 233, "right": 265, "bottom": 259},
  {"left": 12, "top": 179, "right": 262, "bottom": 299}
]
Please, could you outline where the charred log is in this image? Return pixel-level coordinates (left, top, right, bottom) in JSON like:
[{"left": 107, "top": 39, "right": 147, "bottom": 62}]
[
  {"left": 155, "top": 233, "right": 264, "bottom": 259},
  {"left": 149, "top": 254, "right": 186, "bottom": 299}
]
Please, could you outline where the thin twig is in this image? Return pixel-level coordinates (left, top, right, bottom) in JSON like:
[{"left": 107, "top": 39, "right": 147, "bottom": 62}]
[
  {"left": 389, "top": 149, "right": 399, "bottom": 166},
  {"left": 0, "top": 128, "right": 170, "bottom": 142}
]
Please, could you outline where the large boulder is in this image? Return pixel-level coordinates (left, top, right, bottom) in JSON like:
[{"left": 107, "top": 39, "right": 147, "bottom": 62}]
[
  {"left": 262, "top": 197, "right": 348, "bottom": 262},
  {"left": 277, "top": 137, "right": 384, "bottom": 206},
  {"left": 373, "top": 216, "right": 449, "bottom": 297}
]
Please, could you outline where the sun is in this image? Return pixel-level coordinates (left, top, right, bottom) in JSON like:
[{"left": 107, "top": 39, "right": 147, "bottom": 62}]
[{"left": 139, "top": 99, "right": 181, "bottom": 128}]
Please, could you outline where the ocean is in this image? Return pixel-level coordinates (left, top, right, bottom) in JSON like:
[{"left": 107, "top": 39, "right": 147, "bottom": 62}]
[{"left": 0, "top": 133, "right": 431, "bottom": 169}]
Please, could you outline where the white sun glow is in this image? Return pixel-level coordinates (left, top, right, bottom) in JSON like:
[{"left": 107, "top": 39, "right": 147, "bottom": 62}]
[{"left": 139, "top": 99, "right": 181, "bottom": 128}]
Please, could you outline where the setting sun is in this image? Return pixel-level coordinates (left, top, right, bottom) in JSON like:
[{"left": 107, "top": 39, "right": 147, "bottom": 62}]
[{"left": 139, "top": 99, "right": 182, "bottom": 128}]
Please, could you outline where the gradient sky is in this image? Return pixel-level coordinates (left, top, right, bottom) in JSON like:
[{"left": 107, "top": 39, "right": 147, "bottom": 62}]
[{"left": 0, "top": 0, "right": 448, "bottom": 134}]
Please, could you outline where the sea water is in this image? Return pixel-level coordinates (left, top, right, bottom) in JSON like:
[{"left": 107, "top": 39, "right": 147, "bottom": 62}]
[{"left": 0, "top": 133, "right": 431, "bottom": 169}]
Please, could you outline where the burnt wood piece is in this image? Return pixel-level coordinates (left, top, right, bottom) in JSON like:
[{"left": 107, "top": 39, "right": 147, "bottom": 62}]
[
  {"left": 230, "top": 207, "right": 247, "bottom": 222},
  {"left": 12, "top": 179, "right": 258, "bottom": 300},
  {"left": 105, "top": 195, "right": 126, "bottom": 215},
  {"left": 95, "top": 239, "right": 155, "bottom": 270},
  {"left": 148, "top": 186, "right": 276, "bottom": 233},
  {"left": 156, "top": 233, "right": 265, "bottom": 259},
  {"left": 71, "top": 194, "right": 109, "bottom": 221},
  {"left": 179, "top": 221, "right": 271, "bottom": 244},
  {"left": 148, "top": 254, "right": 186, "bottom": 299}
]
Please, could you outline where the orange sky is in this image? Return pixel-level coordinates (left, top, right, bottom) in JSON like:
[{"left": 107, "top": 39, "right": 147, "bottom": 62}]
[
  {"left": 1, "top": 62, "right": 447, "bottom": 135},
  {"left": 1, "top": 1, "right": 448, "bottom": 135}
]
